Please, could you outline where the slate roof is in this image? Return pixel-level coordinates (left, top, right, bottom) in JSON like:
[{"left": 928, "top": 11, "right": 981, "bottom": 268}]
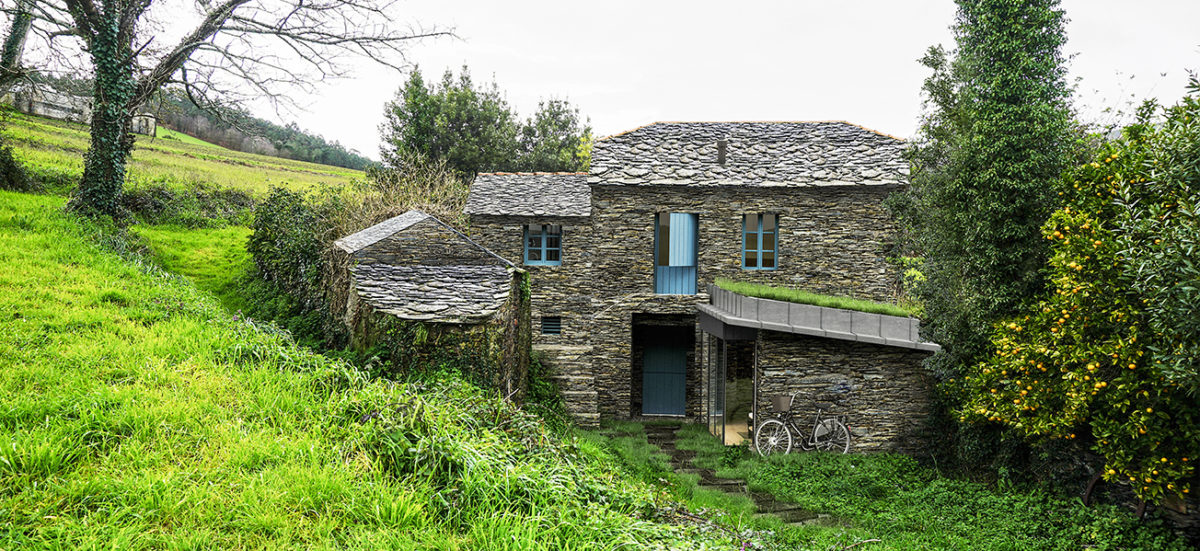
[
  {"left": 466, "top": 172, "right": 591, "bottom": 217},
  {"left": 352, "top": 264, "right": 512, "bottom": 323},
  {"left": 335, "top": 211, "right": 515, "bottom": 324},
  {"left": 334, "top": 210, "right": 431, "bottom": 254},
  {"left": 589, "top": 121, "right": 907, "bottom": 187}
]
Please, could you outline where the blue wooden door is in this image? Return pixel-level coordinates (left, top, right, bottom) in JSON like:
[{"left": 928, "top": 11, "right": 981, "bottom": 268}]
[{"left": 643, "top": 344, "right": 687, "bottom": 415}]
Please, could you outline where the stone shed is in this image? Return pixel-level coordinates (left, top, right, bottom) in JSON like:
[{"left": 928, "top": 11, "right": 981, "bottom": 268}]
[{"left": 334, "top": 211, "right": 531, "bottom": 395}]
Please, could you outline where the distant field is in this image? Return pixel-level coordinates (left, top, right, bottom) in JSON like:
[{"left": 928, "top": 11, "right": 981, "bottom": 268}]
[
  {"left": 2, "top": 110, "right": 363, "bottom": 194},
  {"left": 154, "top": 125, "right": 224, "bottom": 148}
]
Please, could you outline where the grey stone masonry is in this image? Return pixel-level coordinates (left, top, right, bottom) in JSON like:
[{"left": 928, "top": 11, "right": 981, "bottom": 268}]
[
  {"left": 756, "top": 331, "right": 934, "bottom": 454},
  {"left": 468, "top": 214, "right": 599, "bottom": 426},
  {"left": 352, "top": 264, "right": 512, "bottom": 323},
  {"left": 591, "top": 122, "right": 907, "bottom": 187},
  {"left": 338, "top": 211, "right": 517, "bottom": 325},
  {"left": 466, "top": 120, "right": 914, "bottom": 428},
  {"left": 468, "top": 173, "right": 591, "bottom": 217}
]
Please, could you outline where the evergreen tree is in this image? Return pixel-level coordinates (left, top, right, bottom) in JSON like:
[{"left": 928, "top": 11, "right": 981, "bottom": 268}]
[
  {"left": 896, "top": 0, "right": 1076, "bottom": 379},
  {"left": 380, "top": 67, "right": 591, "bottom": 177}
]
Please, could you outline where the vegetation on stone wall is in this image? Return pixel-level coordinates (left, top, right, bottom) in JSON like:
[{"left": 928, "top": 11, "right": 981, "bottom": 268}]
[
  {"left": 247, "top": 154, "right": 468, "bottom": 346},
  {"left": 380, "top": 66, "right": 592, "bottom": 176},
  {"left": 958, "top": 83, "right": 1200, "bottom": 506}
]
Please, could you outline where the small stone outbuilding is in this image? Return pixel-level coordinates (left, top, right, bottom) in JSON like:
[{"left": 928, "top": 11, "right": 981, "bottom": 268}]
[{"left": 334, "top": 211, "right": 531, "bottom": 395}]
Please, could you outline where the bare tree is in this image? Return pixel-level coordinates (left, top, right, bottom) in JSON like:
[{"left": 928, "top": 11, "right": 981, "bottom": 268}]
[{"left": 1, "top": 0, "right": 446, "bottom": 218}]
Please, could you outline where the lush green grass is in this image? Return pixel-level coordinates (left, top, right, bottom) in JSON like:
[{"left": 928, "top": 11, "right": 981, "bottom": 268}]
[
  {"left": 133, "top": 224, "right": 253, "bottom": 313},
  {"left": 670, "top": 423, "right": 1188, "bottom": 550},
  {"left": 0, "top": 191, "right": 736, "bottom": 549},
  {"left": 155, "top": 125, "right": 224, "bottom": 148},
  {"left": 715, "top": 277, "right": 914, "bottom": 317},
  {"left": 2, "top": 110, "right": 362, "bottom": 194}
]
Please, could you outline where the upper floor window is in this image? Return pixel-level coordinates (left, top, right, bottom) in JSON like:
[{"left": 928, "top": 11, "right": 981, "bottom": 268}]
[
  {"left": 743, "top": 214, "right": 777, "bottom": 270},
  {"left": 524, "top": 224, "right": 562, "bottom": 266},
  {"left": 655, "top": 212, "right": 698, "bottom": 294}
]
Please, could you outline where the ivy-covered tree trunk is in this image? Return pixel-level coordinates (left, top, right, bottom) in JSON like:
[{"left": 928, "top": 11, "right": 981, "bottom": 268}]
[
  {"left": 0, "top": 0, "right": 33, "bottom": 90},
  {"left": 69, "top": 3, "right": 137, "bottom": 219}
]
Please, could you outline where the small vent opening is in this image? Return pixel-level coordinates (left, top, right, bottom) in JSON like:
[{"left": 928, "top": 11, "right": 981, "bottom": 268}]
[
  {"left": 717, "top": 139, "right": 728, "bottom": 165},
  {"left": 541, "top": 316, "right": 562, "bottom": 335}
]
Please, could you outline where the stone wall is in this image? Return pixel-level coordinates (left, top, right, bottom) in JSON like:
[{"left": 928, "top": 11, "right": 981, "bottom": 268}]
[
  {"left": 584, "top": 184, "right": 902, "bottom": 419},
  {"left": 755, "top": 331, "right": 933, "bottom": 453},
  {"left": 469, "top": 183, "right": 902, "bottom": 426},
  {"left": 347, "top": 269, "right": 531, "bottom": 398},
  {"left": 469, "top": 214, "right": 599, "bottom": 425}
]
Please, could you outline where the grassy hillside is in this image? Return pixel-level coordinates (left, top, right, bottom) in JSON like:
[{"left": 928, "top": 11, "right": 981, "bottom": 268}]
[
  {"left": 155, "top": 125, "right": 225, "bottom": 148},
  {"left": 0, "top": 191, "right": 736, "bottom": 549},
  {"left": 1, "top": 110, "right": 363, "bottom": 194}
]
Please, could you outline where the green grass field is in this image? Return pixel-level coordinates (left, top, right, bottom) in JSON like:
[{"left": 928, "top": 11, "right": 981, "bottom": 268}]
[
  {"left": 132, "top": 224, "right": 254, "bottom": 313},
  {"left": 155, "top": 125, "right": 225, "bottom": 148},
  {"left": 2, "top": 110, "right": 363, "bottom": 194},
  {"left": 0, "top": 190, "right": 741, "bottom": 549}
]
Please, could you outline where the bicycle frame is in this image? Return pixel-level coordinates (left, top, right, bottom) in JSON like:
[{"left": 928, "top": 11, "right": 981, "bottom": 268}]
[
  {"left": 775, "top": 408, "right": 828, "bottom": 450},
  {"left": 772, "top": 392, "right": 844, "bottom": 450}
]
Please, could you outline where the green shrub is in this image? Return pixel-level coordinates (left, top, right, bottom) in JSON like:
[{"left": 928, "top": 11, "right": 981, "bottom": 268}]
[{"left": 122, "top": 182, "right": 254, "bottom": 227}]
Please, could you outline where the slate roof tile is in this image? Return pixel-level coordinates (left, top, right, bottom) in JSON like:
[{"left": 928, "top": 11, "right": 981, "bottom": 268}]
[
  {"left": 466, "top": 173, "right": 590, "bottom": 217},
  {"left": 590, "top": 121, "right": 907, "bottom": 187}
]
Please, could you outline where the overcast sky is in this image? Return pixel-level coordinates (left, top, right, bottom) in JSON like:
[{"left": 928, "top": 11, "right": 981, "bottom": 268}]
[{"left": 288, "top": 0, "right": 1200, "bottom": 160}]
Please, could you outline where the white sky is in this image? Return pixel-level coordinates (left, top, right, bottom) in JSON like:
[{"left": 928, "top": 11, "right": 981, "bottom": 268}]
[{"left": 278, "top": 0, "right": 1200, "bottom": 160}]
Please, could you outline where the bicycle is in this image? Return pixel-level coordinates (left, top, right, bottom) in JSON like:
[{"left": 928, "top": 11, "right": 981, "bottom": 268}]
[{"left": 754, "top": 392, "right": 851, "bottom": 456}]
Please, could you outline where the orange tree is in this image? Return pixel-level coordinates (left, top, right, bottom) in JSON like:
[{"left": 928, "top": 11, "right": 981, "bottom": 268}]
[{"left": 956, "top": 81, "right": 1200, "bottom": 505}]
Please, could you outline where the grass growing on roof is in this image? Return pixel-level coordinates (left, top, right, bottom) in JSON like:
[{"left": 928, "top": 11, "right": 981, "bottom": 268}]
[
  {"left": 714, "top": 277, "right": 913, "bottom": 317},
  {"left": 1, "top": 109, "right": 362, "bottom": 194},
  {"left": 0, "top": 190, "right": 743, "bottom": 549}
]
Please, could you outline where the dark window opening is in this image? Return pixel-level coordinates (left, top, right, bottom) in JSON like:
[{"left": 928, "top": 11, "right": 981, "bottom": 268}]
[{"left": 541, "top": 316, "right": 562, "bottom": 335}]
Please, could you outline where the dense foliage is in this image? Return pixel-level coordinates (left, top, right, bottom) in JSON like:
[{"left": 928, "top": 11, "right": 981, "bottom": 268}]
[
  {"left": 247, "top": 154, "right": 468, "bottom": 346},
  {"left": 380, "top": 66, "right": 591, "bottom": 176},
  {"left": 959, "top": 84, "right": 1200, "bottom": 505},
  {"left": 894, "top": 0, "right": 1076, "bottom": 375}
]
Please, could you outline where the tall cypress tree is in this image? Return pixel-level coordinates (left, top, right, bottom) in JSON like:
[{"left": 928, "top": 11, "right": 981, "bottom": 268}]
[{"left": 897, "top": 0, "right": 1076, "bottom": 379}]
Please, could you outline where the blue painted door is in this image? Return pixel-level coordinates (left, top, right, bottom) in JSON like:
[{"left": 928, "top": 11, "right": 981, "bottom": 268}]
[{"left": 643, "top": 344, "right": 687, "bottom": 415}]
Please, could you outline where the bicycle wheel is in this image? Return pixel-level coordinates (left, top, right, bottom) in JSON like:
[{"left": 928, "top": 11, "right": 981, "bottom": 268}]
[
  {"left": 812, "top": 419, "right": 851, "bottom": 454},
  {"left": 754, "top": 419, "right": 792, "bottom": 457}
]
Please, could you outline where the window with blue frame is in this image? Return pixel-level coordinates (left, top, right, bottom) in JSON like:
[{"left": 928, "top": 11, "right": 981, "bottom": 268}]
[
  {"left": 654, "top": 212, "right": 698, "bottom": 294},
  {"left": 524, "top": 224, "right": 562, "bottom": 266},
  {"left": 742, "top": 213, "right": 777, "bottom": 269}
]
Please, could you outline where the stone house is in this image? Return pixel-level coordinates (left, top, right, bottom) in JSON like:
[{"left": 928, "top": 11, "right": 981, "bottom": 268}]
[
  {"left": 464, "top": 121, "right": 940, "bottom": 451},
  {"left": 334, "top": 211, "right": 531, "bottom": 395}
]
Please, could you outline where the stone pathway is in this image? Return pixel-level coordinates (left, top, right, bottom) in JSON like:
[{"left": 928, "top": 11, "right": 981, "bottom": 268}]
[{"left": 643, "top": 423, "right": 834, "bottom": 526}]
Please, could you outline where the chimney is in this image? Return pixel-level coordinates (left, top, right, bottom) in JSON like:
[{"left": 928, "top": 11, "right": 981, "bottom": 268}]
[{"left": 717, "top": 138, "right": 728, "bottom": 165}]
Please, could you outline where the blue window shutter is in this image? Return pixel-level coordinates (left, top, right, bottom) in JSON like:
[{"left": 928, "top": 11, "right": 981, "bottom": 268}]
[{"left": 668, "top": 213, "right": 696, "bottom": 267}]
